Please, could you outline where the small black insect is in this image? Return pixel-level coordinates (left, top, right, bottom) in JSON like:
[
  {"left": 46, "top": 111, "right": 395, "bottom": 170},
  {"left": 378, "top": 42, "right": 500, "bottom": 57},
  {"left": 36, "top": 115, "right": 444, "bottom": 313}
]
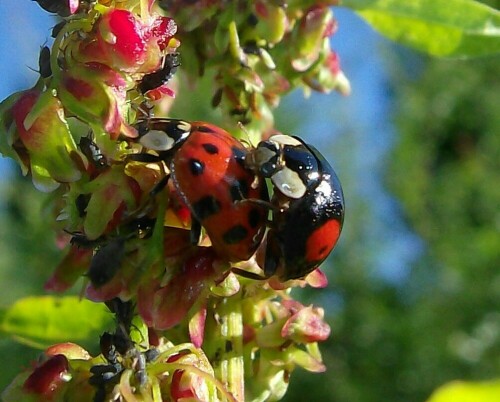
[
  {"left": 34, "top": 0, "right": 73, "bottom": 16},
  {"left": 38, "top": 46, "right": 52, "bottom": 78},
  {"left": 87, "top": 238, "right": 126, "bottom": 288},
  {"left": 51, "top": 20, "right": 66, "bottom": 38},
  {"left": 79, "top": 136, "right": 108, "bottom": 169},
  {"left": 89, "top": 332, "right": 125, "bottom": 402},
  {"left": 138, "top": 53, "right": 181, "bottom": 94}
]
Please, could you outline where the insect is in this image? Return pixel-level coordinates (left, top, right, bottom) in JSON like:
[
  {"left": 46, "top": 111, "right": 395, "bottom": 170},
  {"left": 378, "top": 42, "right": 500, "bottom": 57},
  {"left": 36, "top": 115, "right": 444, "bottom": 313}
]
[
  {"left": 138, "top": 53, "right": 180, "bottom": 96},
  {"left": 90, "top": 299, "right": 160, "bottom": 400},
  {"left": 86, "top": 237, "right": 126, "bottom": 288},
  {"left": 170, "top": 121, "right": 269, "bottom": 261},
  {"left": 79, "top": 136, "right": 108, "bottom": 170},
  {"left": 246, "top": 134, "right": 345, "bottom": 280},
  {"left": 38, "top": 46, "right": 52, "bottom": 78},
  {"left": 135, "top": 119, "right": 269, "bottom": 262}
]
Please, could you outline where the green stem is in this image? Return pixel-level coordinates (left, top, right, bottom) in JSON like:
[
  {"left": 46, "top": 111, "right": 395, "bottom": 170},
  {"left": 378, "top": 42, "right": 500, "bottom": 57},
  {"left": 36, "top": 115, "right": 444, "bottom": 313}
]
[
  {"left": 140, "top": 0, "right": 151, "bottom": 19},
  {"left": 207, "top": 295, "right": 245, "bottom": 401}
]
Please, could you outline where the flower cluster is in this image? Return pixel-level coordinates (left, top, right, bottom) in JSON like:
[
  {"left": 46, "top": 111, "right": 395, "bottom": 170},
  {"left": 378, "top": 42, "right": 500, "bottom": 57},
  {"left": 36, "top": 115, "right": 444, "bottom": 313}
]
[
  {"left": 2, "top": 336, "right": 233, "bottom": 402},
  {"left": 164, "top": 0, "right": 349, "bottom": 139},
  {"left": 0, "top": 1, "right": 346, "bottom": 401}
]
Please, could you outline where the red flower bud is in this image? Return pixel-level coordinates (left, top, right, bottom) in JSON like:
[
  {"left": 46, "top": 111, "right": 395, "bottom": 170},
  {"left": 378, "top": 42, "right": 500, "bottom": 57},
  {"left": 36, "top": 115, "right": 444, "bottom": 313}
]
[
  {"left": 77, "top": 10, "right": 177, "bottom": 74},
  {"left": 23, "top": 355, "right": 70, "bottom": 398}
]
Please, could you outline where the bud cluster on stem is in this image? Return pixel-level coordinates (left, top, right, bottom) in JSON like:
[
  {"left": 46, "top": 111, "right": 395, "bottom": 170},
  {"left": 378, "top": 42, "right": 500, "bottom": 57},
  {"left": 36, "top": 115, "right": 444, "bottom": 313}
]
[{"left": 0, "top": 1, "right": 348, "bottom": 401}]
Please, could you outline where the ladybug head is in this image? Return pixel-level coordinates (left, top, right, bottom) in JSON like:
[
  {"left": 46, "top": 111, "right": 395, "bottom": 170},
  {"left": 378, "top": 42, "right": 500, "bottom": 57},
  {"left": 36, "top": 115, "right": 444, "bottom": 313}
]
[
  {"left": 245, "top": 140, "right": 280, "bottom": 177},
  {"left": 136, "top": 118, "right": 191, "bottom": 151},
  {"left": 259, "top": 135, "right": 318, "bottom": 199}
]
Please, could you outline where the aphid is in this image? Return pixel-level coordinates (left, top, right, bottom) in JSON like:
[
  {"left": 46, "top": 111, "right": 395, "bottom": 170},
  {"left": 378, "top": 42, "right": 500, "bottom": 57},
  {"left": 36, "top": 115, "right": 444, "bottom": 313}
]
[{"left": 138, "top": 53, "right": 180, "bottom": 94}]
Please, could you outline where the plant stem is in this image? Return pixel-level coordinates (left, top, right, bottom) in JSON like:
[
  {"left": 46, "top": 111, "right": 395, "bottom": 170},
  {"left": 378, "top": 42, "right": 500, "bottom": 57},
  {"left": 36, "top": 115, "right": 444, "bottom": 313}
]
[{"left": 207, "top": 295, "right": 245, "bottom": 401}]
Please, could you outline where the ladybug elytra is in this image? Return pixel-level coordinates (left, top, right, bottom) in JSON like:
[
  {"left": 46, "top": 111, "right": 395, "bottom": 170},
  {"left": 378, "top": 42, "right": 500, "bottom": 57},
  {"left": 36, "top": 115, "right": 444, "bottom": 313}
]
[{"left": 170, "top": 122, "right": 269, "bottom": 262}]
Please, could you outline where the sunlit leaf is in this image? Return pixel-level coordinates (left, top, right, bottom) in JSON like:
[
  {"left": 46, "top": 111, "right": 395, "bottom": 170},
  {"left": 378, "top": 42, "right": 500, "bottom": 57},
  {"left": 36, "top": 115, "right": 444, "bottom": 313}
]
[
  {"left": 0, "top": 296, "right": 113, "bottom": 349},
  {"left": 342, "top": 0, "right": 500, "bottom": 58},
  {"left": 426, "top": 380, "right": 500, "bottom": 402}
]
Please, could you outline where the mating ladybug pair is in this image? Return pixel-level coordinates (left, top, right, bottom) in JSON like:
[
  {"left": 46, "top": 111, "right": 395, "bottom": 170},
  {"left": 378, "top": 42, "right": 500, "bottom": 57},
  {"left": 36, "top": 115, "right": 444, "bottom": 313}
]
[{"left": 136, "top": 118, "right": 345, "bottom": 281}]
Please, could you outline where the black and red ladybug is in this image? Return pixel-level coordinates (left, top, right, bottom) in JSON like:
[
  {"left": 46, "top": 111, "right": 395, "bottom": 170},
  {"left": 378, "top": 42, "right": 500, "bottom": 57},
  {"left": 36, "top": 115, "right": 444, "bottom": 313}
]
[
  {"left": 134, "top": 119, "right": 344, "bottom": 280},
  {"left": 246, "top": 134, "right": 345, "bottom": 280},
  {"left": 135, "top": 118, "right": 269, "bottom": 262}
]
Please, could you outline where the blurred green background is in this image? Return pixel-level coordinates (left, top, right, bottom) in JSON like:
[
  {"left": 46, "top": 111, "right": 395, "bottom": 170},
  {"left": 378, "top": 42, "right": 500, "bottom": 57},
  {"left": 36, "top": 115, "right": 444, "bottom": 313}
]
[{"left": 0, "top": 1, "right": 499, "bottom": 401}]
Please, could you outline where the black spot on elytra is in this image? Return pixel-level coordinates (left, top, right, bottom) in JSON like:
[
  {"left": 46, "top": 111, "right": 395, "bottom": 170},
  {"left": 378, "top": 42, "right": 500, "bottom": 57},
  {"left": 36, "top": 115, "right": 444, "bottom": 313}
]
[
  {"left": 229, "top": 179, "right": 249, "bottom": 201},
  {"left": 192, "top": 196, "right": 221, "bottom": 221},
  {"left": 189, "top": 158, "right": 205, "bottom": 176},
  {"left": 222, "top": 225, "right": 249, "bottom": 245},
  {"left": 318, "top": 245, "right": 328, "bottom": 255},
  {"left": 202, "top": 143, "right": 219, "bottom": 154},
  {"left": 248, "top": 208, "right": 261, "bottom": 228},
  {"left": 196, "top": 125, "right": 215, "bottom": 133}
]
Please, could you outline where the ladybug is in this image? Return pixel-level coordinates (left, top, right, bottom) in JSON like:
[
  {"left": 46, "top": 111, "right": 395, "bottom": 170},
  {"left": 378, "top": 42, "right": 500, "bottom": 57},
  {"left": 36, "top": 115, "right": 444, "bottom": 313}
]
[
  {"left": 135, "top": 119, "right": 269, "bottom": 262},
  {"left": 246, "top": 134, "right": 344, "bottom": 280},
  {"left": 170, "top": 121, "right": 269, "bottom": 262}
]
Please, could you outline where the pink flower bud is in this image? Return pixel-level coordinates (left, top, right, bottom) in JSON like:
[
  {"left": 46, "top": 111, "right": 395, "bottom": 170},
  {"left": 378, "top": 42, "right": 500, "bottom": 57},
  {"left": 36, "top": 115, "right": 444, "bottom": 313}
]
[
  {"left": 45, "top": 343, "right": 91, "bottom": 360},
  {"left": 281, "top": 304, "right": 331, "bottom": 343},
  {"left": 138, "top": 247, "right": 218, "bottom": 330},
  {"left": 76, "top": 10, "right": 177, "bottom": 74},
  {"left": 292, "top": 6, "right": 334, "bottom": 71},
  {"left": 58, "top": 64, "right": 127, "bottom": 139},
  {"left": 10, "top": 90, "right": 82, "bottom": 191},
  {"left": 170, "top": 369, "right": 210, "bottom": 402},
  {"left": 44, "top": 246, "right": 92, "bottom": 292}
]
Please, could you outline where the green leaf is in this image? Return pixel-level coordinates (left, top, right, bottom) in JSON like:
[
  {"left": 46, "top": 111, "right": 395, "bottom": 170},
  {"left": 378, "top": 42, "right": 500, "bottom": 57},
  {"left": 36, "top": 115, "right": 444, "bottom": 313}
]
[
  {"left": 0, "top": 296, "right": 113, "bottom": 349},
  {"left": 426, "top": 380, "right": 500, "bottom": 402},
  {"left": 341, "top": 0, "right": 500, "bottom": 58}
]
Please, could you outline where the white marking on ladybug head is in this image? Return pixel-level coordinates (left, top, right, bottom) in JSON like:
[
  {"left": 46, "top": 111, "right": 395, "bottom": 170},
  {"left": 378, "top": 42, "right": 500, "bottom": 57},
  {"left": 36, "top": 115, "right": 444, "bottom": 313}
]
[
  {"left": 269, "top": 134, "right": 302, "bottom": 147},
  {"left": 140, "top": 130, "right": 175, "bottom": 151},
  {"left": 177, "top": 120, "right": 192, "bottom": 132},
  {"left": 272, "top": 167, "right": 307, "bottom": 199}
]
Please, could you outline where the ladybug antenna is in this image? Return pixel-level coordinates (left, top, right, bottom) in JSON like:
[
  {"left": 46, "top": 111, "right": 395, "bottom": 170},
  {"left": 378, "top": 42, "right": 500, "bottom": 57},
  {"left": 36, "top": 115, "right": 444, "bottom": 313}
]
[
  {"left": 237, "top": 121, "right": 254, "bottom": 148},
  {"left": 136, "top": 101, "right": 155, "bottom": 120}
]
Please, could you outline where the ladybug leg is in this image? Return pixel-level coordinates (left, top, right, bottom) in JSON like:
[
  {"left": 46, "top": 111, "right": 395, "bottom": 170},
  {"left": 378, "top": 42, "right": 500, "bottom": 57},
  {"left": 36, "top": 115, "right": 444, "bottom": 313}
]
[
  {"left": 263, "top": 229, "right": 281, "bottom": 278},
  {"left": 231, "top": 267, "right": 266, "bottom": 281},
  {"left": 126, "top": 153, "right": 171, "bottom": 197},
  {"left": 190, "top": 216, "right": 202, "bottom": 246},
  {"left": 127, "top": 153, "right": 163, "bottom": 163},
  {"left": 150, "top": 174, "right": 170, "bottom": 197}
]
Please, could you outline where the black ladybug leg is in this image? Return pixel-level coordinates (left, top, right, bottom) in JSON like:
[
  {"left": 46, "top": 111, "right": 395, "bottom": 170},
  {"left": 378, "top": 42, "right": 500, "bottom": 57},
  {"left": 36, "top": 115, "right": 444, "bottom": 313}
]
[
  {"left": 231, "top": 267, "right": 266, "bottom": 281},
  {"left": 150, "top": 174, "right": 170, "bottom": 197},
  {"left": 127, "top": 153, "right": 163, "bottom": 163},
  {"left": 263, "top": 230, "right": 281, "bottom": 278},
  {"left": 190, "top": 216, "right": 202, "bottom": 246}
]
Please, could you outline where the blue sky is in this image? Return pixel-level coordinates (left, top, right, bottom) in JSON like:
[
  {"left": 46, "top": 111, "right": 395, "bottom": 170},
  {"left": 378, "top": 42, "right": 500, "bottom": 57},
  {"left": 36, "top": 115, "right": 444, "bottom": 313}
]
[{"left": 0, "top": 1, "right": 424, "bottom": 284}]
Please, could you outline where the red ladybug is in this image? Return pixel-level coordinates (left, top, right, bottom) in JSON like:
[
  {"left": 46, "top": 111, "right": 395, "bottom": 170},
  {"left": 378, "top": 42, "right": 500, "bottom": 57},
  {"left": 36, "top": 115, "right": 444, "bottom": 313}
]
[
  {"left": 246, "top": 134, "right": 344, "bottom": 280},
  {"left": 171, "top": 121, "right": 269, "bottom": 262},
  {"left": 136, "top": 119, "right": 269, "bottom": 262}
]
